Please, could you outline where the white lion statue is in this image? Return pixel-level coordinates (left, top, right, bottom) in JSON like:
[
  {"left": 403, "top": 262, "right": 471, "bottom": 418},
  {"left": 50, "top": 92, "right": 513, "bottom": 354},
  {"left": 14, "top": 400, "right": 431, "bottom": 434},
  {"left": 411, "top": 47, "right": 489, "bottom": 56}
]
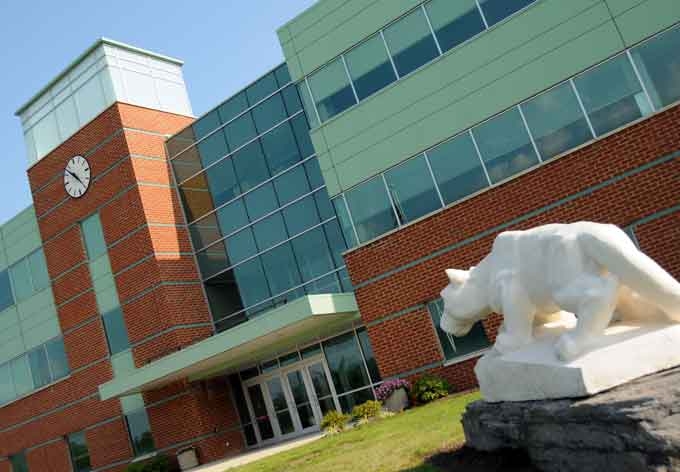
[{"left": 440, "top": 222, "right": 680, "bottom": 361}]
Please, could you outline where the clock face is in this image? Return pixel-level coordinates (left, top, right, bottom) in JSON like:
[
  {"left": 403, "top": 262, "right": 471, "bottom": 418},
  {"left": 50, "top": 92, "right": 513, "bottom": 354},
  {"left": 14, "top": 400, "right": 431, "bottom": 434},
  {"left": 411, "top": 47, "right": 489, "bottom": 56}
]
[{"left": 64, "top": 155, "right": 91, "bottom": 198}]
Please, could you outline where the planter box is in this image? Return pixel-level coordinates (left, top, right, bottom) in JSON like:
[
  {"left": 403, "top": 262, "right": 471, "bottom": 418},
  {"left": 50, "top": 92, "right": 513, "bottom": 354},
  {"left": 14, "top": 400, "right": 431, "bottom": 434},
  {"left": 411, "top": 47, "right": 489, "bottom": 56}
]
[{"left": 384, "top": 387, "right": 409, "bottom": 412}]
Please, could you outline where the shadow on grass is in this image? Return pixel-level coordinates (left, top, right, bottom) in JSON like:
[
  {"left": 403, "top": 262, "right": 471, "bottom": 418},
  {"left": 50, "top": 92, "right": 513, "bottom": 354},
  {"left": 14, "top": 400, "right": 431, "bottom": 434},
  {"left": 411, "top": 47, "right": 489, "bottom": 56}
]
[{"left": 401, "top": 446, "right": 540, "bottom": 472}]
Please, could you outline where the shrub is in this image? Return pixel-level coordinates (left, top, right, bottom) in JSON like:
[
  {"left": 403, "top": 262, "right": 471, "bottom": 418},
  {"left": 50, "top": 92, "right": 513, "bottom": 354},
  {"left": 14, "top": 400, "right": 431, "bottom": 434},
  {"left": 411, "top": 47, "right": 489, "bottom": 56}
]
[
  {"left": 351, "top": 400, "right": 382, "bottom": 421},
  {"left": 125, "top": 455, "right": 174, "bottom": 472},
  {"left": 320, "top": 410, "right": 351, "bottom": 433},
  {"left": 375, "top": 378, "right": 410, "bottom": 402},
  {"left": 412, "top": 374, "right": 450, "bottom": 404}
]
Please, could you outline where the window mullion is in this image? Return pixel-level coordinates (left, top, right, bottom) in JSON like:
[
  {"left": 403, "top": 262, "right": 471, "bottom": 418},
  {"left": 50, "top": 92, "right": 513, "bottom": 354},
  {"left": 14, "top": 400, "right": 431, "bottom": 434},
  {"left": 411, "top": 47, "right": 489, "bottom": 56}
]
[
  {"left": 468, "top": 130, "right": 492, "bottom": 185},
  {"left": 380, "top": 30, "right": 400, "bottom": 79},
  {"left": 626, "top": 49, "right": 656, "bottom": 113},
  {"left": 421, "top": 4, "right": 443, "bottom": 55},
  {"left": 517, "top": 104, "right": 543, "bottom": 162},
  {"left": 570, "top": 79, "right": 597, "bottom": 138},
  {"left": 475, "top": 0, "right": 490, "bottom": 28},
  {"left": 341, "top": 55, "right": 360, "bottom": 104}
]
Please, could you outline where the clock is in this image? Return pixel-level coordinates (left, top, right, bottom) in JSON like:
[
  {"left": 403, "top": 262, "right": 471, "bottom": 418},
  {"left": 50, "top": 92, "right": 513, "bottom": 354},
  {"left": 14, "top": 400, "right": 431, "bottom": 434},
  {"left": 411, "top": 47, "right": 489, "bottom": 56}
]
[{"left": 64, "top": 155, "right": 91, "bottom": 198}]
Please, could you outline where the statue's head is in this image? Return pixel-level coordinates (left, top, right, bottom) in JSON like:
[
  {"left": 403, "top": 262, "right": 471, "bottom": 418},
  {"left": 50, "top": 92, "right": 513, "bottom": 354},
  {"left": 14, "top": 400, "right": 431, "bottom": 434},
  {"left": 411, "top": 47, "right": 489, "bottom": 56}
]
[{"left": 439, "top": 268, "right": 489, "bottom": 336}]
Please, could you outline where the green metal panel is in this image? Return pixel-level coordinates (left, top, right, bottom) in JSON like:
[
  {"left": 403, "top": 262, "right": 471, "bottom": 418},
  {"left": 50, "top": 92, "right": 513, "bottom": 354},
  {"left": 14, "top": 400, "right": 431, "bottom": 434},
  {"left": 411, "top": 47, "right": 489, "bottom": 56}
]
[
  {"left": 22, "top": 317, "right": 60, "bottom": 350},
  {"left": 90, "top": 254, "right": 113, "bottom": 280},
  {"left": 120, "top": 393, "right": 145, "bottom": 414},
  {"left": 111, "top": 350, "right": 136, "bottom": 377},
  {"left": 16, "top": 289, "right": 56, "bottom": 323},
  {"left": 95, "top": 284, "right": 120, "bottom": 314},
  {"left": 0, "top": 230, "right": 8, "bottom": 271},
  {"left": 1, "top": 206, "right": 42, "bottom": 266},
  {"left": 612, "top": 0, "right": 680, "bottom": 45},
  {"left": 0, "top": 338, "right": 25, "bottom": 366}
]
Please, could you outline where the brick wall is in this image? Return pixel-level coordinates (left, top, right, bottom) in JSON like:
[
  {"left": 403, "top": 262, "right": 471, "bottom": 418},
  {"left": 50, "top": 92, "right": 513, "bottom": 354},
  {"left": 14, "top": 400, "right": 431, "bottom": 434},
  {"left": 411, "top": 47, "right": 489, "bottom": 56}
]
[{"left": 346, "top": 104, "right": 680, "bottom": 392}]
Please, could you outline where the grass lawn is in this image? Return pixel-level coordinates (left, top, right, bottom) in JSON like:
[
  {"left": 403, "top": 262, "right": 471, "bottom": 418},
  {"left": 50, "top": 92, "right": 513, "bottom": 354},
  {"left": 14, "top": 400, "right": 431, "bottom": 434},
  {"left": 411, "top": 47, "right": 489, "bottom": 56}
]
[{"left": 227, "top": 391, "right": 480, "bottom": 472}]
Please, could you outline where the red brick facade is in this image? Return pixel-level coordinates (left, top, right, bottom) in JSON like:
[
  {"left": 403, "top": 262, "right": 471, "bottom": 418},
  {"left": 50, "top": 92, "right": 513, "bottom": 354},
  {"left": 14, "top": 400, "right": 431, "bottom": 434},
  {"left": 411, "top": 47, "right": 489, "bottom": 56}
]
[
  {"left": 345, "top": 104, "right": 680, "bottom": 393},
  {"left": 0, "top": 102, "right": 244, "bottom": 471}
]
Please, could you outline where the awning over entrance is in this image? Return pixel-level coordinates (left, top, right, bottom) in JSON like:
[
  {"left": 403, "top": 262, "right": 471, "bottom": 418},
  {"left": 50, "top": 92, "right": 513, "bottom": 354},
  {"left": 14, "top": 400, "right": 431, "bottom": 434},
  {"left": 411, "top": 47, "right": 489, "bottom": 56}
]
[{"left": 98, "top": 293, "right": 360, "bottom": 400}]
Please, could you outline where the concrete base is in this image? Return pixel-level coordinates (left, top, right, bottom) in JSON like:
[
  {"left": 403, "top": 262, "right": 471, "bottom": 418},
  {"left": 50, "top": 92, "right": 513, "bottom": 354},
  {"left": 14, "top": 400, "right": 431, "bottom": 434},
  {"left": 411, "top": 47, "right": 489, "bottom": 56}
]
[{"left": 476, "top": 318, "right": 680, "bottom": 402}]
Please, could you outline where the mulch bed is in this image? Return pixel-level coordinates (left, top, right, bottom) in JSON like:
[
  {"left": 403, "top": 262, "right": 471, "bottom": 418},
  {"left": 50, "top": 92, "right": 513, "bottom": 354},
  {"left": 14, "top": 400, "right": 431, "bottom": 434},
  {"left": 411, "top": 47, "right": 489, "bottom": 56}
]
[{"left": 427, "top": 446, "right": 541, "bottom": 472}]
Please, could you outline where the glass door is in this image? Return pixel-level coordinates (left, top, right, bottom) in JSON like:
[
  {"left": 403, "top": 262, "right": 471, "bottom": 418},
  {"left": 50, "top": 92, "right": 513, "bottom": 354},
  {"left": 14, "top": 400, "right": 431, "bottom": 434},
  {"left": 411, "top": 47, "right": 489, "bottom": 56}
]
[
  {"left": 265, "top": 377, "right": 296, "bottom": 438},
  {"left": 286, "top": 369, "right": 319, "bottom": 431},
  {"left": 246, "top": 384, "right": 275, "bottom": 442},
  {"left": 306, "top": 361, "right": 340, "bottom": 416}
]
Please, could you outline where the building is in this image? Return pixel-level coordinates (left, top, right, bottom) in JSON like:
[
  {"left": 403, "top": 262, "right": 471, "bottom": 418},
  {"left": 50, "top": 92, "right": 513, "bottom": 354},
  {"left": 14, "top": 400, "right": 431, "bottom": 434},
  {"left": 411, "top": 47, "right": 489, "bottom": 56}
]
[{"left": 1, "top": 0, "right": 679, "bottom": 470}]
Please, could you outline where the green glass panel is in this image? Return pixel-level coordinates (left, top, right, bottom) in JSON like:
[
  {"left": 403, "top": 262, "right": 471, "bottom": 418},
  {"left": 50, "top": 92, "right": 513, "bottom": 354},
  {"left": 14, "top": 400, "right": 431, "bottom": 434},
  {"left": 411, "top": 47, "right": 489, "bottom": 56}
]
[
  {"left": 426, "top": 0, "right": 485, "bottom": 52},
  {"left": 274, "top": 165, "right": 310, "bottom": 206},
  {"left": 28, "top": 346, "right": 51, "bottom": 388},
  {"left": 218, "top": 91, "right": 248, "bottom": 124},
  {"left": 217, "top": 199, "right": 249, "bottom": 237},
  {"left": 308, "top": 58, "right": 357, "bottom": 122},
  {"left": 0, "top": 363, "right": 16, "bottom": 404},
  {"left": 102, "top": 308, "right": 130, "bottom": 355},
  {"left": 246, "top": 72, "right": 278, "bottom": 105},
  {"left": 323, "top": 332, "right": 370, "bottom": 394},
  {"left": 126, "top": 409, "right": 155, "bottom": 456},
  {"left": 81, "top": 214, "right": 107, "bottom": 259},
  {"left": 384, "top": 154, "right": 441, "bottom": 223},
  {"left": 46, "top": 337, "right": 70, "bottom": 380},
  {"left": 345, "top": 176, "right": 398, "bottom": 243},
  {"left": 383, "top": 8, "right": 439, "bottom": 77},
  {"left": 478, "top": 0, "right": 536, "bottom": 26},
  {"left": 0, "top": 270, "right": 14, "bottom": 311},
  {"left": 345, "top": 33, "right": 396, "bottom": 100},
  {"left": 232, "top": 140, "right": 270, "bottom": 193},
  {"left": 252, "top": 93, "right": 288, "bottom": 134},
  {"left": 28, "top": 248, "right": 50, "bottom": 292},
  {"left": 10, "top": 258, "right": 33, "bottom": 301},
  {"left": 10, "top": 355, "right": 33, "bottom": 396},
  {"left": 631, "top": 25, "right": 680, "bottom": 109},
  {"left": 297, "top": 82, "right": 319, "bottom": 128}
]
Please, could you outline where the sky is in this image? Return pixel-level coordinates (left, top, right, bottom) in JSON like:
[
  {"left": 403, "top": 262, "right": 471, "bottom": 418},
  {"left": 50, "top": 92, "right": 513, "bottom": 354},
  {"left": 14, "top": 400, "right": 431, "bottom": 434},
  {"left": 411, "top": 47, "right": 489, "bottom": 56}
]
[{"left": 0, "top": 0, "right": 317, "bottom": 225}]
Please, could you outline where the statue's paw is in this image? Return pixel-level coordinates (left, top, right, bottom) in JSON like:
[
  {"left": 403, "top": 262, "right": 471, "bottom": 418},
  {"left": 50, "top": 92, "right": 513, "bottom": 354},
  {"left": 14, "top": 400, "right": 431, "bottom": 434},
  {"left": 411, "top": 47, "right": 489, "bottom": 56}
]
[
  {"left": 555, "top": 334, "right": 581, "bottom": 362},
  {"left": 493, "top": 332, "right": 530, "bottom": 354}
]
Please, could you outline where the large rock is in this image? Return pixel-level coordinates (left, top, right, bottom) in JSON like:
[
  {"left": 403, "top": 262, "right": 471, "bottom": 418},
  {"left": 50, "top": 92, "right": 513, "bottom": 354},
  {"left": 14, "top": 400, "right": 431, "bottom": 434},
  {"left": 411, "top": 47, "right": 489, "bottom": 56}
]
[{"left": 463, "top": 367, "right": 680, "bottom": 472}]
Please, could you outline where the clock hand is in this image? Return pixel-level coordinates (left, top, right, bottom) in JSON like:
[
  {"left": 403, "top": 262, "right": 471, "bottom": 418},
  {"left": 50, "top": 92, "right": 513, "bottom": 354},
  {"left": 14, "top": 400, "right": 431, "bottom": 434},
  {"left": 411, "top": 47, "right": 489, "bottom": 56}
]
[{"left": 66, "top": 169, "right": 84, "bottom": 186}]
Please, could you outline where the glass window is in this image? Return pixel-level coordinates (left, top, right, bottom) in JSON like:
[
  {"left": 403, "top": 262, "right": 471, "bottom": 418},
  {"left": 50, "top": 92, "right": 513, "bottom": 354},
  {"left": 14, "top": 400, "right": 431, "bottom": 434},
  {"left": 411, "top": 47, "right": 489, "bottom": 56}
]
[
  {"left": 197, "top": 243, "right": 229, "bottom": 279},
  {"left": 274, "top": 165, "right": 310, "bottom": 206},
  {"left": 357, "top": 328, "right": 381, "bottom": 382},
  {"left": 282, "top": 195, "right": 320, "bottom": 236},
  {"left": 384, "top": 154, "right": 442, "bottom": 223},
  {"left": 206, "top": 156, "right": 240, "bottom": 208},
  {"left": 478, "top": 0, "right": 536, "bottom": 27},
  {"left": 426, "top": 132, "right": 489, "bottom": 205},
  {"left": 297, "top": 82, "right": 320, "bottom": 128},
  {"left": 345, "top": 176, "right": 399, "bottom": 243},
  {"left": 9, "top": 452, "right": 29, "bottom": 472},
  {"left": 217, "top": 199, "right": 249, "bottom": 237},
  {"left": 244, "top": 182, "right": 279, "bottom": 221},
  {"left": 574, "top": 54, "right": 651, "bottom": 136},
  {"left": 521, "top": 82, "right": 593, "bottom": 160},
  {"left": 190, "top": 214, "right": 222, "bottom": 250},
  {"left": 304, "top": 158, "right": 324, "bottom": 189},
  {"left": 233, "top": 258, "right": 271, "bottom": 308},
  {"left": 171, "top": 146, "right": 203, "bottom": 183},
  {"left": 68, "top": 431, "right": 92, "bottom": 472},
  {"left": 428, "top": 299, "right": 490, "bottom": 359},
  {"left": 0, "top": 269, "right": 14, "bottom": 311},
  {"left": 281, "top": 85, "right": 302, "bottom": 115},
  {"left": 260, "top": 121, "right": 302, "bottom": 175},
  {"left": 28, "top": 347, "right": 51, "bottom": 388},
  {"left": 631, "top": 26, "right": 680, "bottom": 110},
  {"left": 218, "top": 91, "right": 248, "bottom": 124},
  {"left": 102, "top": 308, "right": 130, "bottom": 356},
  {"left": 332, "top": 197, "right": 357, "bottom": 248},
  {"left": 426, "top": 0, "right": 486, "bottom": 53},
  {"left": 192, "top": 110, "right": 221, "bottom": 140},
  {"left": 247, "top": 72, "right": 279, "bottom": 105},
  {"left": 290, "top": 114, "right": 315, "bottom": 158},
  {"left": 275, "top": 64, "right": 292, "bottom": 87},
  {"left": 338, "top": 388, "right": 375, "bottom": 414},
  {"left": 10, "top": 355, "right": 33, "bottom": 397},
  {"left": 231, "top": 140, "right": 270, "bottom": 193},
  {"left": 314, "top": 191, "right": 335, "bottom": 221},
  {"left": 0, "top": 363, "right": 15, "bottom": 404},
  {"left": 179, "top": 173, "right": 215, "bottom": 223},
  {"left": 345, "top": 33, "right": 397, "bottom": 100},
  {"left": 260, "top": 243, "right": 302, "bottom": 295},
  {"left": 166, "top": 125, "right": 195, "bottom": 160},
  {"left": 305, "top": 271, "right": 342, "bottom": 295},
  {"left": 204, "top": 270, "right": 245, "bottom": 324},
  {"left": 383, "top": 8, "right": 440, "bottom": 77},
  {"left": 253, "top": 213, "right": 288, "bottom": 252},
  {"left": 252, "top": 93, "right": 288, "bottom": 133},
  {"left": 125, "top": 409, "right": 155, "bottom": 456},
  {"left": 308, "top": 58, "right": 357, "bottom": 122},
  {"left": 323, "top": 332, "right": 371, "bottom": 394},
  {"left": 224, "top": 112, "right": 257, "bottom": 151},
  {"left": 323, "top": 220, "right": 348, "bottom": 267},
  {"left": 196, "top": 130, "right": 229, "bottom": 168},
  {"left": 472, "top": 107, "right": 540, "bottom": 183},
  {"left": 81, "top": 214, "right": 107, "bottom": 259},
  {"left": 226, "top": 228, "right": 258, "bottom": 265},
  {"left": 28, "top": 249, "right": 50, "bottom": 292},
  {"left": 45, "top": 337, "right": 69, "bottom": 380},
  {"left": 10, "top": 258, "right": 33, "bottom": 301},
  {"left": 292, "top": 227, "right": 335, "bottom": 282}
]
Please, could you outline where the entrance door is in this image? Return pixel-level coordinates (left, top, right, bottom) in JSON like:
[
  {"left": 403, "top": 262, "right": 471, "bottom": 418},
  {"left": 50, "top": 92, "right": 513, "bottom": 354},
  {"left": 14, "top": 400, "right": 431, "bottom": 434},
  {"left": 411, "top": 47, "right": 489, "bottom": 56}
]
[
  {"left": 246, "top": 384, "right": 275, "bottom": 442},
  {"left": 285, "top": 368, "right": 320, "bottom": 431}
]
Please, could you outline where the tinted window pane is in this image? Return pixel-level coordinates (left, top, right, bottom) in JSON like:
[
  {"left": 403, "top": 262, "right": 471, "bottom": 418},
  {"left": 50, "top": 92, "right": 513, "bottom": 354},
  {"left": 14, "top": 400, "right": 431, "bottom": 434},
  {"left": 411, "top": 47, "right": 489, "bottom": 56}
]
[
  {"left": 292, "top": 227, "right": 335, "bottom": 282},
  {"left": 28, "top": 249, "right": 50, "bottom": 292},
  {"left": 206, "top": 157, "right": 240, "bottom": 207},
  {"left": 308, "top": 58, "right": 357, "bottom": 122},
  {"left": 297, "top": 82, "right": 320, "bottom": 128},
  {"left": 345, "top": 176, "right": 399, "bottom": 242},
  {"left": 166, "top": 126, "right": 195, "bottom": 160},
  {"left": 102, "top": 308, "right": 130, "bottom": 355},
  {"left": 253, "top": 213, "right": 288, "bottom": 252},
  {"left": 227, "top": 228, "right": 258, "bottom": 265},
  {"left": 472, "top": 107, "right": 540, "bottom": 183},
  {"left": 224, "top": 112, "right": 257, "bottom": 150},
  {"left": 261, "top": 243, "right": 302, "bottom": 295},
  {"left": 574, "top": 55, "right": 651, "bottom": 136},
  {"left": 252, "top": 93, "right": 288, "bottom": 133},
  {"left": 217, "top": 199, "right": 249, "bottom": 237},
  {"left": 247, "top": 72, "right": 278, "bottom": 105},
  {"left": 478, "top": 0, "right": 535, "bottom": 26},
  {"left": 383, "top": 8, "right": 439, "bottom": 77},
  {"left": 179, "top": 174, "right": 214, "bottom": 222},
  {"left": 0, "top": 363, "right": 15, "bottom": 404},
  {"left": 205, "top": 270, "right": 245, "bottom": 323},
  {"left": 10, "top": 355, "right": 33, "bottom": 396},
  {"left": 0, "top": 270, "right": 14, "bottom": 311},
  {"left": 290, "top": 114, "right": 315, "bottom": 158},
  {"left": 196, "top": 130, "right": 229, "bottom": 168},
  {"left": 126, "top": 409, "right": 155, "bottom": 456},
  {"left": 282, "top": 195, "right": 320, "bottom": 236},
  {"left": 82, "top": 214, "right": 107, "bottom": 259},
  {"left": 357, "top": 328, "right": 381, "bottom": 382},
  {"left": 192, "top": 110, "right": 220, "bottom": 140},
  {"left": 244, "top": 182, "right": 279, "bottom": 221},
  {"left": 274, "top": 165, "right": 310, "bottom": 206},
  {"left": 190, "top": 214, "right": 221, "bottom": 250},
  {"left": 521, "top": 82, "right": 593, "bottom": 160},
  {"left": 428, "top": 299, "right": 490, "bottom": 359},
  {"left": 304, "top": 158, "right": 324, "bottom": 189},
  {"left": 323, "top": 220, "right": 348, "bottom": 267},
  {"left": 384, "top": 154, "right": 441, "bottom": 223},
  {"left": 218, "top": 91, "right": 248, "bottom": 124},
  {"left": 232, "top": 140, "right": 270, "bottom": 193},
  {"left": 332, "top": 197, "right": 357, "bottom": 248},
  {"left": 68, "top": 431, "right": 92, "bottom": 472},
  {"left": 426, "top": 0, "right": 485, "bottom": 52},
  {"left": 275, "top": 64, "right": 292, "bottom": 87},
  {"left": 45, "top": 337, "right": 70, "bottom": 380},
  {"left": 314, "top": 191, "right": 334, "bottom": 221},
  {"left": 339, "top": 388, "right": 375, "bottom": 414},
  {"left": 427, "top": 133, "right": 488, "bottom": 205},
  {"left": 632, "top": 26, "right": 680, "bottom": 109},
  {"left": 281, "top": 85, "right": 302, "bottom": 115},
  {"left": 323, "top": 332, "right": 370, "bottom": 394},
  {"left": 197, "top": 242, "right": 228, "bottom": 279},
  {"left": 28, "top": 347, "right": 51, "bottom": 388},
  {"left": 233, "top": 258, "right": 271, "bottom": 308},
  {"left": 171, "top": 146, "right": 202, "bottom": 182},
  {"left": 10, "top": 258, "right": 33, "bottom": 301},
  {"left": 346, "top": 33, "right": 397, "bottom": 100},
  {"left": 260, "top": 121, "right": 302, "bottom": 174},
  {"left": 9, "top": 453, "right": 29, "bottom": 472},
  {"left": 305, "top": 271, "right": 342, "bottom": 295}
]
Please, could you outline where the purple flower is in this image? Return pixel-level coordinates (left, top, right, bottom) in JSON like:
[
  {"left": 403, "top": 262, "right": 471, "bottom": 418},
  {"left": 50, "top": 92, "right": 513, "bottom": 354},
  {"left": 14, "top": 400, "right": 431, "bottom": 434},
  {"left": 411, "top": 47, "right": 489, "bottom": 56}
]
[{"left": 375, "top": 378, "right": 411, "bottom": 402}]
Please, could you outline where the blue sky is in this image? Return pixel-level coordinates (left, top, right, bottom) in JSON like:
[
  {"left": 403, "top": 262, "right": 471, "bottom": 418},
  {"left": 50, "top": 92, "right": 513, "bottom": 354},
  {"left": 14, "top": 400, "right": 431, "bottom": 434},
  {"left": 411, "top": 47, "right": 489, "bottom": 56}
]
[{"left": 0, "top": 0, "right": 316, "bottom": 225}]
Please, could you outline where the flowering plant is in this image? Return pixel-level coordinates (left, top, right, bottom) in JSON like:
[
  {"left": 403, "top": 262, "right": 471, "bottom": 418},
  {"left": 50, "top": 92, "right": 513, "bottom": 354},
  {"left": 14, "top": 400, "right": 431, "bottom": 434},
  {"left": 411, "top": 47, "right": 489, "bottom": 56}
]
[{"left": 375, "top": 378, "right": 410, "bottom": 402}]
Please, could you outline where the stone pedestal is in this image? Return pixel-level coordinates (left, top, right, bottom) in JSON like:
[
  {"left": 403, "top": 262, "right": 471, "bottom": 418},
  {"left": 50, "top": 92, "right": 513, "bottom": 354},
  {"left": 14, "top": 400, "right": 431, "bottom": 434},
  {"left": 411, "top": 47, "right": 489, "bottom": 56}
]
[{"left": 463, "top": 367, "right": 680, "bottom": 472}]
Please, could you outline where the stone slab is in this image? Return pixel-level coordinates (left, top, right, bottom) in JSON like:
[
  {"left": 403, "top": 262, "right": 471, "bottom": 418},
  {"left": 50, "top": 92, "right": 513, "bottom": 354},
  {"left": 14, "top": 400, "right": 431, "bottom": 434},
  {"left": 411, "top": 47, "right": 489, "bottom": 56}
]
[{"left": 476, "top": 319, "right": 680, "bottom": 402}]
